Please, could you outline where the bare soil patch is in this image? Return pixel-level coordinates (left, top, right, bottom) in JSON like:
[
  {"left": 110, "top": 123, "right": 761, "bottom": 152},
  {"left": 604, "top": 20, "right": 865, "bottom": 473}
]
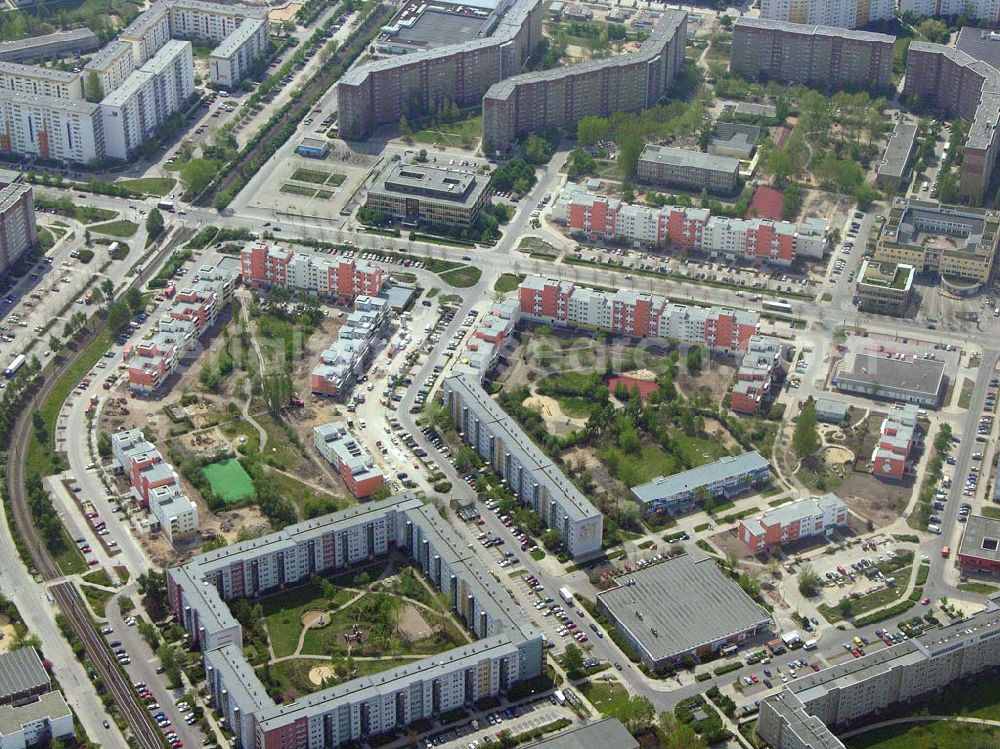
[
  {"left": 308, "top": 665, "right": 336, "bottom": 686},
  {"left": 397, "top": 604, "right": 432, "bottom": 641},
  {"left": 302, "top": 610, "right": 330, "bottom": 629},
  {"left": 0, "top": 625, "right": 17, "bottom": 654},
  {"left": 837, "top": 471, "right": 912, "bottom": 529},
  {"left": 676, "top": 361, "right": 736, "bottom": 401}
]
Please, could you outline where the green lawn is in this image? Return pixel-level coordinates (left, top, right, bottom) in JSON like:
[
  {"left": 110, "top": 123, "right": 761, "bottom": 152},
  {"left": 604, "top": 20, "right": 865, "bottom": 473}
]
[
  {"left": 671, "top": 433, "right": 732, "bottom": 468},
  {"left": 82, "top": 569, "right": 114, "bottom": 587},
  {"left": 54, "top": 541, "right": 89, "bottom": 577},
  {"left": 118, "top": 177, "right": 176, "bottom": 196},
  {"left": 261, "top": 580, "right": 355, "bottom": 658},
  {"left": 578, "top": 678, "right": 631, "bottom": 717},
  {"left": 958, "top": 378, "right": 975, "bottom": 409},
  {"left": 290, "top": 168, "right": 345, "bottom": 186},
  {"left": 261, "top": 656, "right": 419, "bottom": 702},
  {"left": 81, "top": 584, "right": 114, "bottom": 618},
  {"left": 202, "top": 459, "right": 255, "bottom": 503},
  {"left": 439, "top": 266, "right": 482, "bottom": 288},
  {"left": 280, "top": 183, "right": 321, "bottom": 198},
  {"left": 599, "top": 443, "right": 679, "bottom": 487},
  {"left": 847, "top": 721, "right": 1000, "bottom": 749},
  {"left": 90, "top": 220, "right": 139, "bottom": 238},
  {"left": 553, "top": 395, "right": 595, "bottom": 418},
  {"left": 263, "top": 468, "right": 352, "bottom": 520},
  {"left": 411, "top": 114, "right": 482, "bottom": 149},
  {"left": 77, "top": 206, "right": 117, "bottom": 224},
  {"left": 493, "top": 273, "right": 525, "bottom": 294},
  {"left": 958, "top": 582, "right": 999, "bottom": 595}
]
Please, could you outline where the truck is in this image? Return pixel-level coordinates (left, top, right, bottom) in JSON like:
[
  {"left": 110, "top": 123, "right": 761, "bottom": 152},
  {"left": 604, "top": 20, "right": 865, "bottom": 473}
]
[
  {"left": 942, "top": 546, "right": 951, "bottom": 558},
  {"left": 553, "top": 690, "right": 566, "bottom": 706},
  {"left": 4, "top": 354, "right": 25, "bottom": 378},
  {"left": 559, "top": 587, "right": 574, "bottom": 605}
]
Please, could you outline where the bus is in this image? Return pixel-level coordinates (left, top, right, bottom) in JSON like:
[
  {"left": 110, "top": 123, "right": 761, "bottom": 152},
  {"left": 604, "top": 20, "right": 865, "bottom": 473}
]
[
  {"left": 762, "top": 300, "right": 793, "bottom": 314},
  {"left": 4, "top": 354, "right": 25, "bottom": 378},
  {"left": 157, "top": 200, "right": 175, "bottom": 212}
]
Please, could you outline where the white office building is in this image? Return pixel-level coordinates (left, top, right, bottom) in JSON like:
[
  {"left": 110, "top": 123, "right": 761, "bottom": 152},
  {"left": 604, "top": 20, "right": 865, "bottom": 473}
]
[
  {"left": 0, "top": 692, "right": 73, "bottom": 749},
  {"left": 209, "top": 18, "right": 268, "bottom": 88},
  {"left": 101, "top": 39, "right": 194, "bottom": 160},
  {"left": 148, "top": 484, "right": 198, "bottom": 544}
]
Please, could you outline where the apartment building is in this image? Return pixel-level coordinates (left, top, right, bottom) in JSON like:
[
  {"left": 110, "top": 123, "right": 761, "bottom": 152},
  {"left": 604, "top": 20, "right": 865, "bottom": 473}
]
[
  {"left": 452, "top": 297, "right": 522, "bottom": 382},
  {"left": 314, "top": 422, "right": 385, "bottom": 498},
  {"left": 631, "top": 451, "right": 771, "bottom": 516},
  {"left": 128, "top": 267, "right": 238, "bottom": 394},
  {"left": 0, "top": 95, "right": 103, "bottom": 164},
  {"left": 731, "top": 18, "right": 894, "bottom": 91},
  {"left": 0, "top": 182, "right": 36, "bottom": 276},
  {"left": 901, "top": 0, "right": 1000, "bottom": 23},
  {"left": 904, "top": 43, "right": 1000, "bottom": 205},
  {"left": 167, "top": 494, "right": 544, "bottom": 749},
  {"left": 551, "top": 183, "right": 828, "bottom": 265},
  {"left": 758, "top": 0, "right": 893, "bottom": 29},
  {"left": 208, "top": 18, "right": 268, "bottom": 89},
  {"left": 518, "top": 275, "right": 760, "bottom": 354},
  {"left": 442, "top": 373, "right": 604, "bottom": 557},
  {"left": 876, "top": 121, "right": 918, "bottom": 189},
  {"left": 100, "top": 40, "right": 194, "bottom": 160},
  {"left": 240, "top": 242, "right": 385, "bottom": 302},
  {"left": 118, "top": 4, "right": 172, "bottom": 66},
  {"left": 481, "top": 10, "right": 686, "bottom": 152},
  {"left": 872, "top": 403, "right": 919, "bottom": 481},
  {"left": 0, "top": 29, "right": 100, "bottom": 64},
  {"left": 958, "top": 514, "right": 1000, "bottom": 575},
  {"left": 873, "top": 198, "right": 1000, "bottom": 288},
  {"left": 730, "top": 334, "right": 785, "bottom": 415},
  {"left": 111, "top": 428, "right": 198, "bottom": 544},
  {"left": 636, "top": 145, "right": 740, "bottom": 194},
  {"left": 758, "top": 600, "right": 1000, "bottom": 749},
  {"left": 311, "top": 296, "right": 389, "bottom": 397},
  {"left": 366, "top": 163, "right": 493, "bottom": 228},
  {"left": 855, "top": 259, "right": 915, "bottom": 316},
  {"left": 738, "top": 493, "right": 848, "bottom": 553},
  {"left": 0, "top": 63, "right": 82, "bottom": 100},
  {"left": 337, "top": 0, "right": 543, "bottom": 139},
  {"left": 0, "top": 692, "right": 73, "bottom": 749}
]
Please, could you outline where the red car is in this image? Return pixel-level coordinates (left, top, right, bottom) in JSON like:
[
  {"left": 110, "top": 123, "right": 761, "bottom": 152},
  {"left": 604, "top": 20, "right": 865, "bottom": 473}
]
[
  {"left": 810, "top": 663, "right": 820, "bottom": 672},
  {"left": 850, "top": 648, "right": 862, "bottom": 658}
]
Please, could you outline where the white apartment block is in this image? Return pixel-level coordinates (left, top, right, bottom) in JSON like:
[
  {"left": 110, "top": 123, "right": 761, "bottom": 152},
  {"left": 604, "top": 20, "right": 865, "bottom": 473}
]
[
  {"left": 759, "top": 0, "right": 894, "bottom": 28},
  {"left": 0, "top": 62, "right": 81, "bottom": 100},
  {"left": 148, "top": 485, "right": 198, "bottom": 544},
  {"left": 0, "top": 182, "right": 36, "bottom": 275},
  {"left": 0, "top": 692, "right": 73, "bottom": 749},
  {"left": 84, "top": 42, "right": 136, "bottom": 100},
  {"left": 209, "top": 18, "right": 268, "bottom": 88},
  {"left": 101, "top": 39, "right": 193, "bottom": 160},
  {"left": 118, "top": 4, "right": 173, "bottom": 67},
  {"left": 0, "top": 96, "right": 103, "bottom": 163},
  {"left": 901, "top": 0, "right": 1000, "bottom": 20}
]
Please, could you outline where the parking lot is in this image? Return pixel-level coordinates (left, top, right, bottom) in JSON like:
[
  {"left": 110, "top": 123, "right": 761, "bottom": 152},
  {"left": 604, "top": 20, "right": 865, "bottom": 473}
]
[{"left": 427, "top": 701, "right": 574, "bottom": 749}]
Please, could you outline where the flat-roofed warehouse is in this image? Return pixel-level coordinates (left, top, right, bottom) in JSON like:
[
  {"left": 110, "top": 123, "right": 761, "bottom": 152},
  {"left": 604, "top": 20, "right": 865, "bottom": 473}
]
[
  {"left": 596, "top": 553, "right": 771, "bottom": 668},
  {"left": 958, "top": 514, "right": 1000, "bottom": 575},
  {"left": 832, "top": 350, "right": 946, "bottom": 407},
  {"left": 0, "top": 649, "right": 50, "bottom": 705}
]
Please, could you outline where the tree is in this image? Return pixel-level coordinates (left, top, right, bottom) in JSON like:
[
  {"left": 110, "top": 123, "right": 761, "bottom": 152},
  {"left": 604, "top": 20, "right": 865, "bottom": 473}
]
[
  {"left": 84, "top": 71, "right": 103, "bottom": 103},
  {"left": 577, "top": 116, "right": 609, "bottom": 146},
  {"left": 718, "top": 13, "right": 733, "bottom": 29},
  {"left": 658, "top": 713, "right": 706, "bottom": 749},
  {"left": 97, "top": 431, "right": 112, "bottom": 459},
  {"left": 146, "top": 207, "right": 164, "bottom": 242},
  {"left": 562, "top": 643, "right": 585, "bottom": 679},
  {"left": 798, "top": 563, "right": 822, "bottom": 596},
  {"left": 607, "top": 694, "right": 655, "bottom": 733},
  {"left": 106, "top": 301, "right": 131, "bottom": 335},
  {"left": 619, "top": 131, "right": 644, "bottom": 177},
  {"left": 838, "top": 598, "right": 855, "bottom": 619},
  {"left": 179, "top": 158, "right": 218, "bottom": 196},
  {"left": 915, "top": 18, "right": 950, "bottom": 42},
  {"left": 793, "top": 397, "right": 821, "bottom": 463},
  {"left": 524, "top": 134, "right": 552, "bottom": 165}
]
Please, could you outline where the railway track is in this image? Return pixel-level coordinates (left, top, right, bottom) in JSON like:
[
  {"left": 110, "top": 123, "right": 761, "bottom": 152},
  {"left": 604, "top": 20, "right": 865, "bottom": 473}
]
[{"left": 3, "top": 232, "right": 189, "bottom": 749}]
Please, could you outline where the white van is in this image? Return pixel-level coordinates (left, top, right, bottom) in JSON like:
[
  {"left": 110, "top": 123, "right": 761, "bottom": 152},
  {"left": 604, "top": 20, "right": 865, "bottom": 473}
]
[
  {"left": 927, "top": 524, "right": 942, "bottom": 534},
  {"left": 803, "top": 639, "right": 817, "bottom": 651}
]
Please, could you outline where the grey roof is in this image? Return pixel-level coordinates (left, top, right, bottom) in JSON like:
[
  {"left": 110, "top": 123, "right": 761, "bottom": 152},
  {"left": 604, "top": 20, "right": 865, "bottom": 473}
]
[
  {"left": 639, "top": 144, "right": 740, "bottom": 174},
  {"left": 203, "top": 645, "right": 272, "bottom": 713},
  {"left": 0, "top": 60, "right": 78, "bottom": 83},
  {"left": 956, "top": 27, "right": 1000, "bottom": 69},
  {"left": 631, "top": 451, "right": 770, "bottom": 504},
  {"left": 85, "top": 41, "right": 132, "bottom": 74},
  {"left": 0, "top": 29, "right": 99, "bottom": 62},
  {"left": 710, "top": 121, "right": 761, "bottom": 150},
  {"left": 0, "top": 649, "right": 49, "bottom": 701},
  {"left": 524, "top": 719, "right": 638, "bottom": 749},
  {"left": 371, "top": 162, "right": 489, "bottom": 209},
  {"left": 734, "top": 101, "right": 776, "bottom": 118},
  {"left": 209, "top": 18, "right": 265, "bottom": 59},
  {"left": 834, "top": 351, "right": 945, "bottom": 401},
  {"left": 597, "top": 554, "right": 771, "bottom": 662},
  {"left": 734, "top": 16, "right": 895, "bottom": 43},
  {"left": 388, "top": 8, "right": 487, "bottom": 48},
  {"left": 0, "top": 184, "right": 31, "bottom": 214},
  {"left": 101, "top": 39, "right": 189, "bottom": 107},
  {"left": 958, "top": 514, "right": 1000, "bottom": 563},
  {"left": 814, "top": 397, "right": 849, "bottom": 419},
  {"left": 340, "top": 0, "right": 541, "bottom": 87},
  {"left": 485, "top": 8, "right": 685, "bottom": 99},
  {"left": 877, "top": 121, "right": 917, "bottom": 180},
  {"left": 0, "top": 691, "right": 70, "bottom": 735}
]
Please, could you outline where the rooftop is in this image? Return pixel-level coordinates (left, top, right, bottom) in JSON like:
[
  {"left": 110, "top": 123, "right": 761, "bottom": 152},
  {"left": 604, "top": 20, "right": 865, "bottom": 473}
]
[
  {"left": 597, "top": 554, "right": 771, "bottom": 662},
  {"left": 858, "top": 259, "right": 915, "bottom": 292},
  {"left": 835, "top": 351, "right": 945, "bottom": 401},
  {"left": 710, "top": 121, "right": 761, "bottom": 153},
  {"left": 371, "top": 162, "right": 487, "bottom": 208},
  {"left": 0, "top": 691, "right": 70, "bottom": 735},
  {"left": 0, "top": 60, "right": 78, "bottom": 83},
  {"left": 639, "top": 144, "right": 740, "bottom": 174},
  {"left": 734, "top": 16, "right": 895, "bottom": 43},
  {"left": 877, "top": 121, "right": 917, "bottom": 180},
  {"left": 959, "top": 514, "right": 1000, "bottom": 563},
  {"left": 0, "top": 28, "right": 98, "bottom": 59},
  {"left": 210, "top": 18, "right": 266, "bottom": 58},
  {"left": 631, "top": 451, "right": 770, "bottom": 505},
  {"left": 0, "top": 649, "right": 49, "bottom": 701},
  {"left": 956, "top": 26, "right": 1000, "bottom": 69},
  {"left": 523, "top": 719, "right": 638, "bottom": 749}
]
